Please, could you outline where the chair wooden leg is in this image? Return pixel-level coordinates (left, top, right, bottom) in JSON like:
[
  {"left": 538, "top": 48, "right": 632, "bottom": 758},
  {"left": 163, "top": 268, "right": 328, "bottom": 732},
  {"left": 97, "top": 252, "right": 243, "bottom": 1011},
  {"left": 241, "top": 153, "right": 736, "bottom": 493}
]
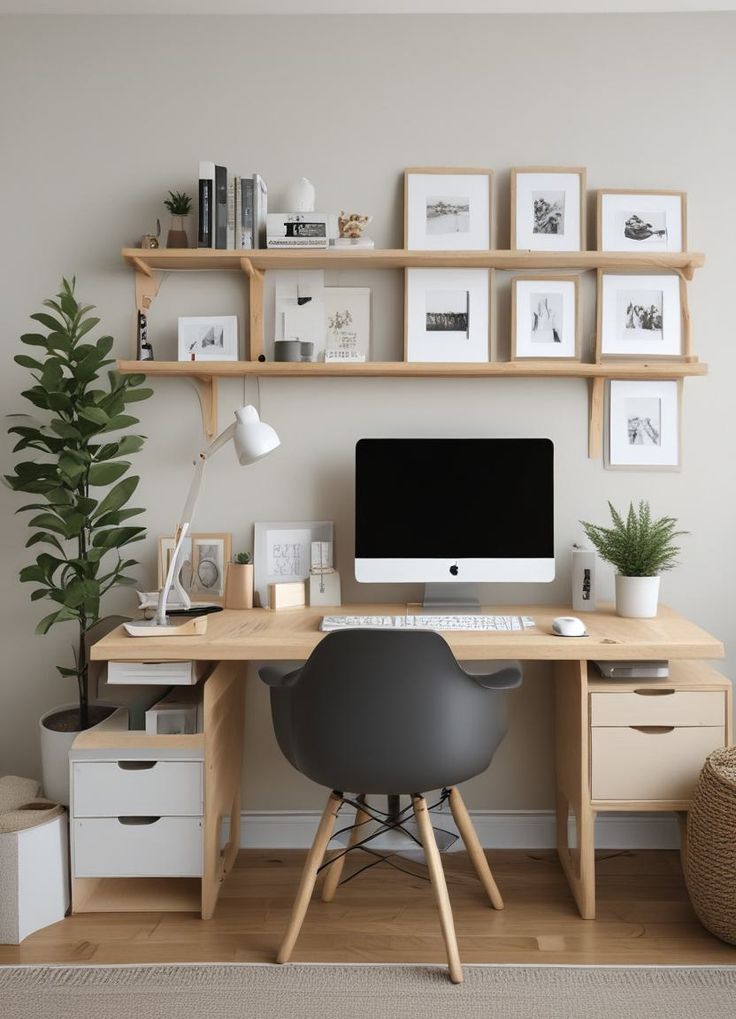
[
  {"left": 322, "top": 797, "right": 371, "bottom": 902},
  {"left": 277, "top": 791, "right": 342, "bottom": 964},
  {"left": 448, "top": 786, "right": 504, "bottom": 910},
  {"left": 412, "top": 794, "right": 463, "bottom": 985}
]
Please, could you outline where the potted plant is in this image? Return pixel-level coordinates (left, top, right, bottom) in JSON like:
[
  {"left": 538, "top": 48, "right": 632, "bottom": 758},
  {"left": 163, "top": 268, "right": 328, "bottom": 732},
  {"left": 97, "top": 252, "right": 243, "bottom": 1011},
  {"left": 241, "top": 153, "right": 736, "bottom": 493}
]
[
  {"left": 6, "top": 278, "right": 152, "bottom": 804},
  {"left": 163, "top": 190, "right": 192, "bottom": 248},
  {"left": 225, "top": 551, "right": 254, "bottom": 610},
  {"left": 581, "top": 500, "right": 684, "bottom": 618}
]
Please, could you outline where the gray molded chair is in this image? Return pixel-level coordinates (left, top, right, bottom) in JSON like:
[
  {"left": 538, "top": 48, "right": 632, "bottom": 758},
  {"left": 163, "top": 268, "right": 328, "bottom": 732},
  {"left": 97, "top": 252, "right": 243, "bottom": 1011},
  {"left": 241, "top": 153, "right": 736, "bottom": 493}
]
[{"left": 259, "top": 629, "right": 522, "bottom": 984}]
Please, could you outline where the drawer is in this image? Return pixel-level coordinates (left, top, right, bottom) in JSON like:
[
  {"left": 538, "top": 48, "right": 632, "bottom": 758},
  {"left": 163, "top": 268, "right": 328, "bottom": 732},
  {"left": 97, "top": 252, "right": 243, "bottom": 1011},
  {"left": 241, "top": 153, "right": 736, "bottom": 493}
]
[
  {"left": 591, "top": 725, "right": 725, "bottom": 801},
  {"left": 73, "top": 816, "right": 203, "bottom": 877},
  {"left": 590, "top": 690, "right": 724, "bottom": 728},
  {"left": 72, "top": 761, "right": 203, "bottom": 817}
]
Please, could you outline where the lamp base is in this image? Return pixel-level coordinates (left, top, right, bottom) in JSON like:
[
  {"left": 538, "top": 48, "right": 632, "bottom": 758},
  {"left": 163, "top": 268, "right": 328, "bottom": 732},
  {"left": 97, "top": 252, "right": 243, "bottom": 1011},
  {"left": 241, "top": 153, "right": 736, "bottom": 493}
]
[{"left": 123, "top": 616, "right": 208, "bottom": 638}]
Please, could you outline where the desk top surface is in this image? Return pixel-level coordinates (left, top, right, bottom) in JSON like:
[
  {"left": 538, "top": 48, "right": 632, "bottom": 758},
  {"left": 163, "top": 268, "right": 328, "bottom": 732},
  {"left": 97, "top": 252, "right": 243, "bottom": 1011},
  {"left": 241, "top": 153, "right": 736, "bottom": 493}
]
[{"left": 90, "top": 603, "right": 724, "bottom": 663}]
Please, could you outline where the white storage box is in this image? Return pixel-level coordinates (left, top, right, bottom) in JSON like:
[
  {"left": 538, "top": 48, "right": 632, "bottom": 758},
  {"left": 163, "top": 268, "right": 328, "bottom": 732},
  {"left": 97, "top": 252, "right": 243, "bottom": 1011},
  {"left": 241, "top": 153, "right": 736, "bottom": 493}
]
[
  {"left": 107, "top": 660, "right": 202, "bottom": 686},
  {"left": 0, "top": 813, "right": 70, "bottom": 943}
]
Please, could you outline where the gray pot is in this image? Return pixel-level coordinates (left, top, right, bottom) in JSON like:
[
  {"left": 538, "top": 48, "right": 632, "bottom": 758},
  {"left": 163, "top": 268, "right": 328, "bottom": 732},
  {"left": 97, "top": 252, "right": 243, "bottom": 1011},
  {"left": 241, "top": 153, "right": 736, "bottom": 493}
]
[{"left": 39, "top": 701, "right": 128, "bottom": 806}]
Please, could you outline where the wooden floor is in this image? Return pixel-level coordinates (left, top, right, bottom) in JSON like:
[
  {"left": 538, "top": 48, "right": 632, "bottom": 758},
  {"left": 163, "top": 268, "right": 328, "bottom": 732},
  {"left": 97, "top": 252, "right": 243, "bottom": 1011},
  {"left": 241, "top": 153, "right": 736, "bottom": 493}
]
[{"left": 2, "top": 849, "right": 735, "bottom": 966}]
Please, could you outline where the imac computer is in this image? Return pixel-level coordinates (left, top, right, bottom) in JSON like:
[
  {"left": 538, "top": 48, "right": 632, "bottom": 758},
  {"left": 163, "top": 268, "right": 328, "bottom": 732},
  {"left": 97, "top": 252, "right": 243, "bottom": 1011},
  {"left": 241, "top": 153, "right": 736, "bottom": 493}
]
[{"left": 355, "top": 438, "right": 554, "bottom": 604}]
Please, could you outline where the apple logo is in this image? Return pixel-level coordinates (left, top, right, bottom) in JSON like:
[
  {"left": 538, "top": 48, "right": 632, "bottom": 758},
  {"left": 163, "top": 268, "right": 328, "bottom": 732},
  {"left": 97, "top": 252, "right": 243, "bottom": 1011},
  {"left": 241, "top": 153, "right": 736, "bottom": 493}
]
[{"left": 449, "top": 563, "right": 459, "bottom": 576}]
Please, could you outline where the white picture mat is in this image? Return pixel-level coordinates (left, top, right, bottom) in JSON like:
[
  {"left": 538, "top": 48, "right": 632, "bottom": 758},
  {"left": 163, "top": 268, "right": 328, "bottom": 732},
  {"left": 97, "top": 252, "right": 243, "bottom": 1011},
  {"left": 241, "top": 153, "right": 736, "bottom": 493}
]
[
  {"left": 514, "top": 172, "right": 582, "bottom": 251},
  {"left": 254, "top": 520, "right": 334, "bottom": 607},
  {"left": 406, "top": 268, "right": 489, "bottom": 363},
  {"left": 601, "top": 274, "right": 681, "bottom": 357},
  {"left": 406, "top": 173, "right": 490, "bottom": 250},
  {"left": 177, "top": 316, "right": 238, "bottom": 361},
  {"left": 600, "top": 193, "right": 683, "bottom": 252},
  {"left": 324, "top": 287, "right": 371, "bottom": 358},
  {"left": 608, "top": 380, "right": 679, "bottom": 467},
  {"left": 514, "top": 279, "right": 577, "bottom": 358}
]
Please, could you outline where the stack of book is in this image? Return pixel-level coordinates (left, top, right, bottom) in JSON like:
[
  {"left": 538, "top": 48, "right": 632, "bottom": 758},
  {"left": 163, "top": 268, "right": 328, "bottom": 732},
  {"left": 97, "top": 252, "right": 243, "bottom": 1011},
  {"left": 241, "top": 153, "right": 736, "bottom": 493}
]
[
  {"left": 266, "top": 212, "right": 337, "bottom": 249},
  {"left": 198, "top": 162, "right": 267, "bottom": 249}
]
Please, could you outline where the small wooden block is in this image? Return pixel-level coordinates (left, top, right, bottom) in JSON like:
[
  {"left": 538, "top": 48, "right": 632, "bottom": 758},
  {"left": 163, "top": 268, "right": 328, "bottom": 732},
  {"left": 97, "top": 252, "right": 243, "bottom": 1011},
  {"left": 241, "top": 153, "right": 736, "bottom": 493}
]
[{"left": 269, "top": 581, "right": 306, "bottom": 611}]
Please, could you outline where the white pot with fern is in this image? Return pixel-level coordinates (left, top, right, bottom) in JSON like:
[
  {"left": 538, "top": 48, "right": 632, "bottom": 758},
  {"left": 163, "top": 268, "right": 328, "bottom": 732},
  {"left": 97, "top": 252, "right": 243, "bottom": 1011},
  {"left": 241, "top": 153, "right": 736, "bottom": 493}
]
[{"left": 581, "top": 501, "right": 684, "bottom": 619}]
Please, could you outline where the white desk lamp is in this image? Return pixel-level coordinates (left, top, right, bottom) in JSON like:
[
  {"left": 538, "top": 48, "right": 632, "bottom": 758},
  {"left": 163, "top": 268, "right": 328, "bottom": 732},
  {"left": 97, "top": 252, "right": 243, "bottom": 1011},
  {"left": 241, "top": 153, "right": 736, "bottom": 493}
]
[{"left": 124, "top": 405, "right": 280, "bottom": 637}]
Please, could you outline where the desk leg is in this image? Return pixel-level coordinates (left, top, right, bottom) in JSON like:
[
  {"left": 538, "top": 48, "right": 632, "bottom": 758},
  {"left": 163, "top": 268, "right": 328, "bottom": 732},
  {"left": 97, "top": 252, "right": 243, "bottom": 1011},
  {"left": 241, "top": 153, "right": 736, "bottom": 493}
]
[
  {"left": 201, "top": 661, "right": 246, "bottom": 920},
  {"left": 554, "top": 660, "right": 596, "bottom": 920}
]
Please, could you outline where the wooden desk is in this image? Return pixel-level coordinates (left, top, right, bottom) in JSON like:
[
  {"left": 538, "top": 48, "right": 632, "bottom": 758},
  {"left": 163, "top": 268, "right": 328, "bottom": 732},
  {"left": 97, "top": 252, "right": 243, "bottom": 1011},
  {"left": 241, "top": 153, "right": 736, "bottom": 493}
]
[{"left": 89, "top": 603, "right": 727, "bottom": 920}]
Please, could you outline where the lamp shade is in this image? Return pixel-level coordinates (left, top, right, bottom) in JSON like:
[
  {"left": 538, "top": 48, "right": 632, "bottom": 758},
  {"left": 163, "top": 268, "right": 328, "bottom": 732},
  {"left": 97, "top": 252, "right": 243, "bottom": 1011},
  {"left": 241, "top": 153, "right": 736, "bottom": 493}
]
[{"left": 232, "top": 405, "right": 280, "bottom": 465}]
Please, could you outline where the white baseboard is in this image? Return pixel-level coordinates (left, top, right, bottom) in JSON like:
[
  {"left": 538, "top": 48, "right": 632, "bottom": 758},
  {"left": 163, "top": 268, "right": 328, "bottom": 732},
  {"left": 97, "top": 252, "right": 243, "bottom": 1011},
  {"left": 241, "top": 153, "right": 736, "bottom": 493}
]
[{"left": 223, "top": 808, "right": 680, "bottom": 851}]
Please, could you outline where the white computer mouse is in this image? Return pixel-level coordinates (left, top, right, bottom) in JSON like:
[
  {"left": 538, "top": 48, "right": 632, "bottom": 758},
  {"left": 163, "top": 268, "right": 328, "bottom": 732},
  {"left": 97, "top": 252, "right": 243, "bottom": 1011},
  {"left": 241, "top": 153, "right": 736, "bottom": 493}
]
[{"left": 552, "top": 616, "right": 588, "bottom": 638}]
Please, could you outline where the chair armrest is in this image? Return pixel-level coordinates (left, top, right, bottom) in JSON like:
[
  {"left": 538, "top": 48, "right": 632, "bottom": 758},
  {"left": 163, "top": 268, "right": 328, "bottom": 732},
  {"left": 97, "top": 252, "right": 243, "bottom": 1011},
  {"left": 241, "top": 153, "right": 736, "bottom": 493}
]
[
  {"left": 258, "top": 665, "right": 301, "bottom": 688},
  {"left": 470, "top": 662, "right": 523, "bottom": 691}
]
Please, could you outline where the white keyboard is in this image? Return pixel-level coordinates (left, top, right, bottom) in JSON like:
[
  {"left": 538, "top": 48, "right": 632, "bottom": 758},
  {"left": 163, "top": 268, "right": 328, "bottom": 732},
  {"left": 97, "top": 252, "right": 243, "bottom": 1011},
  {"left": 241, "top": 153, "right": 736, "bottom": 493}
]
[{"left": 320, "top": 614, "right": 535, "bottom": 633}]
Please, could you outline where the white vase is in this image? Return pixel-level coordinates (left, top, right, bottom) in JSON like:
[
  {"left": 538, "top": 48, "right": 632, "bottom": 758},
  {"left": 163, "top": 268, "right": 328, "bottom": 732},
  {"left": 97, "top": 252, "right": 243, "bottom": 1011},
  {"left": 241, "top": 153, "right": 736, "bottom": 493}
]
[
  {"left": 39, "top": 701, "right": 128, "bottom": 806},
  {"left": 615, "top": 575, "right": 661, "bottom": 619},
  {"left": 285, "top": 177, "right": 316, "bottom": 213}
]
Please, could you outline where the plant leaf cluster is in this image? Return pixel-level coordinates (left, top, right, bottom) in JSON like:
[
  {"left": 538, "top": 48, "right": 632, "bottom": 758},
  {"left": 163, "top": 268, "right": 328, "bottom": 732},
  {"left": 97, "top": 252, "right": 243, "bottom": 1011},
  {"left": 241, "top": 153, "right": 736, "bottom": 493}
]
[
  {"left": 163, "top": 190, "right": 192, "bottom": 215},
  {"left": 580, "top": 500, "right": 685, "bottom": 578}
]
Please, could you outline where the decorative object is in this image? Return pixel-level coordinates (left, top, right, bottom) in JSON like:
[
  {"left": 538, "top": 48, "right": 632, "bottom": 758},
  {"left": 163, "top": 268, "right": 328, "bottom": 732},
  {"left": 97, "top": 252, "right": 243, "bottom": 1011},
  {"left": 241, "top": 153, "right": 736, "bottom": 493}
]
[
  {"left": 597, "top": 189, "right": 686, "bottom": 253},
  {"left": 267, "top": 212, "right": 333, "bottom": 248},
  {"left": 225, "top": 552, "right": 254, "bottom": 610},
  {"left": 139, "top": 218, "right": 161, "bottom": 249},
  {"left": 177, "top": 315, "right": 238, "bottom": 361},
  {"left": 405, "top": 167, "right": 493, "bottom": 251},
  {"left": 308, "top": 540, "right": 341, "bottom": 606},
  {"left": 254, "top": 521, "right": 334, "bottom": 608},
  {"left": 581, "top": 500, "right": 684, "bottom": 618},
  {"left": 268, "top": 580, "right": 307, "bottom": 611},
  {"left": 145, "top": 689, "right": 201, "bottom": 735},
  {"left": 405, "top": 267, "right": 489, "bottom": 363},
  {"left": 164, "top": 191, "right": 193, "bottom": 248},
  {"left": 511, "top": 275, "right": 579, "bottom": 360},
  {"left": 136, "top": 310, "right": 153, "bottom": 360},
  {"left": 571, "top": 544, "right": 597, "bottom": 613},
  {"left": 285, "top": 177, "right": 316, "bottom": 213},
  {"left": 598, "top": 273, "right": 683, "bottom": 358},
  {"left": 607, "top": 379, "right": 680, "bottom": 469},
  {"left": 6, "top": 278, "right": 150, "bottom": 803},
  {"left": 334, "top": 211, "right": 374, "bottom": 249},
  {"left": 274, "top": 339, "right": 315, "bottom": 362},
  {"left": 511, "top": 167, "right": 586, "bottom": 252},
  {"left": 324, "top": 287, "right": 371, "bottom": 362},
  {"left": 274, "top": 278, "right": 326, "bottom": 360},
  {"left": 685, "top": 746, "right": 736, "bottom": 946}
]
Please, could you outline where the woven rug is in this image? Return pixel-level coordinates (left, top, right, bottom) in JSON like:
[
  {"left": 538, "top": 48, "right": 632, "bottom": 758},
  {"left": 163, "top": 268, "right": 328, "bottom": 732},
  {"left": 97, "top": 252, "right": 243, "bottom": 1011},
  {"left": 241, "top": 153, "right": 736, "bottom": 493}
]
[{"left": 2, "top": 963, "right": 736, "bottom": 1019}]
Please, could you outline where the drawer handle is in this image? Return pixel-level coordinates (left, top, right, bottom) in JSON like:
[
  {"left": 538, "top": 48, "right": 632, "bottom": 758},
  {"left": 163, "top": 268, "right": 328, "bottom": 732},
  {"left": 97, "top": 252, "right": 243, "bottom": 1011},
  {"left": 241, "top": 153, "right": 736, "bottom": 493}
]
[
  {"left": 117, "top": 816, "right": 161, "bottom": 826},
  {"left": 117, "top": 761, "right": 157, "bottom": 771},
  {"left": 630, "top": 725, "right": 675, "bottom": 734},
  {"left": 633, "top": 688, "right": 675, "bottom": 697}
]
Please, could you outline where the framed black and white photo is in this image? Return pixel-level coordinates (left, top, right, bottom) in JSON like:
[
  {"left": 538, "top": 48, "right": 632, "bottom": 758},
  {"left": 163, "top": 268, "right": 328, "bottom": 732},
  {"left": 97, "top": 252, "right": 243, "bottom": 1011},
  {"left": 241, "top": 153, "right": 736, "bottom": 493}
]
[
  {"left": 607, "top": 380, "right": 680, "bottom": 469},
  {"left": 511, "top": 167, "right": 586, "bottom": 252},
  {"left": 405, "top": 268, "right": 490, "bottom": 362},
  {"left": 324, "top": 287, "right": 371, "bottom": 362},
  {"left": 254, "top": 521, "right": 334, "bottom": 607},
  {"left": 404, "top": 168, "right": 493, "bottom": 251},
  {"left": 511, "top": 275, "right": 580, "bottom": 360},
  {"left": 598, "top": 273, "right": 683, "bottom": 358},
  {"left": 597, "top": 189, "right": 686, "bottom": 253},
  {"left": 158, "top": 532, "right": 232, "bottom": 604},
  {"left": 177, "top": 316, "right": 238, "bottom": 361}
]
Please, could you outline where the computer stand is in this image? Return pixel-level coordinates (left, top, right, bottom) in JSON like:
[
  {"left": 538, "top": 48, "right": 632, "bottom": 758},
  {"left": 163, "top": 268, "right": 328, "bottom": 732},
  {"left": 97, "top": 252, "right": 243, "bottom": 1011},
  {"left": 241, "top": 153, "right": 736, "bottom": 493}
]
[{"left": 422, "top": 584, "right": 481, "bottom": 612}]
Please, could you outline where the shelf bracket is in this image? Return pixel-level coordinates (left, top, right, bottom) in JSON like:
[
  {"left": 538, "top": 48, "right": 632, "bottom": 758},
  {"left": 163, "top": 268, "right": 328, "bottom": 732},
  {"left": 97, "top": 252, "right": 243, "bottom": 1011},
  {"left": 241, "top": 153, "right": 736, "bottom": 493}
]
[
  {"left": 132, "top": 257, "right": 161, "bottom": 314},
  {"left": 190, "top": 376, "right": 218, "bottom": 442},
  {"left": 240, "top": 257, "right": 265, "bottom": 361},
  {"left": 588, "top": 377, "right": 604, "bottom": 460}
]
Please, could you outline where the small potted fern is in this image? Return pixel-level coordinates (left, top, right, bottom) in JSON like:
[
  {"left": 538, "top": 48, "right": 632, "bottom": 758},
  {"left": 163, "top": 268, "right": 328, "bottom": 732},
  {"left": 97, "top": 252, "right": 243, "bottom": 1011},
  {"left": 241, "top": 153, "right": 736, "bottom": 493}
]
[
  {"left": 581, "top": 500, "right": 684, "bottom": 618},
  {"left": 164, "top": 190, "right": 193, "bottom": 248},
  {"left": 225, "top": 551, "right": 254, "bottom": 610}
]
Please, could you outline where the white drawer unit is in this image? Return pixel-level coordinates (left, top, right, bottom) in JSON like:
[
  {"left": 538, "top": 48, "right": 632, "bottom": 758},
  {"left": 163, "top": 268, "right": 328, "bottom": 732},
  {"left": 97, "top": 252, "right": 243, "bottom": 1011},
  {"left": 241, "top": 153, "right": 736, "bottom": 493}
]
[
  {"left": 72, "top": 761, "right": 203, "bottom": 818},
  {"left": 73, "top": 816, "right": 203, "bottom": 878},
  {"left": 590, "top": 690, "right": 725, "bottom": 728}
]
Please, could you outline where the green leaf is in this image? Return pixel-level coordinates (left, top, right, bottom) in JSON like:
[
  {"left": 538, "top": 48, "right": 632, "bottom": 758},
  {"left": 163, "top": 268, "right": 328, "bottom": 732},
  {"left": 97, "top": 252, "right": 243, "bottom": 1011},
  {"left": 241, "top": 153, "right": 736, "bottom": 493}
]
[
  {"left": 25, "top": 532, "right": 65, "bottom": 554},
  {"left": 122, "top": 387, "right": 153, "bottom": 403},
  {"left": 31, "top": 589, "right": 50, "bottom": 602},
  {"left": 92, "top": 476, "right": 139, "bottom": 519},
  {"left": 56, "top": 666, "right": 79, "bottom": 678},
  {"left": 75, "top": 317, "right": 101, "bottom": 339},
  {"left": 50, "top": 420, "right": 82, "bottom": 441},
  {"left": 20, "top": 333, "right": 49, "bottom": 348},
  {"left": 35, "top": 607, "right": 78, "bottom": 635},
  {"left": 88, "top": 461, "right": 130, "bottom": 486},
  {"left": 126, "top": 374, "right": 148, "bottom": 387},
  {"left": 78, "top": 405, "right": 109, "bottom": 426},
  {"left": 31, "top": 312, "right": 67, "bottom": 333},
  {"left": 14, "top": 354, "right": 44, "bottom": 371},
  {"left": 92, "top": 525, "right": 146, "bottom": 549},
  {"left": 99, "top": 415, "right": 139, "bottom": 433},
  {"left": 93, "top": 506, "right": 145, "bottom": 529}
]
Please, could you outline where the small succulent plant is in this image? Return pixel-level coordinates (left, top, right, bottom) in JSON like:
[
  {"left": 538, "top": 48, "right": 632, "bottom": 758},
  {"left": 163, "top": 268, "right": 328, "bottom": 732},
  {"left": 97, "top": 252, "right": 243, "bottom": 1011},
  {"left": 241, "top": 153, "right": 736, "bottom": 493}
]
[
  {"left": 163, "top": 191, "right": 192, "bottom": 216},
  {"left": 233, "top": 551, "right": 252, "bottom": 565}
]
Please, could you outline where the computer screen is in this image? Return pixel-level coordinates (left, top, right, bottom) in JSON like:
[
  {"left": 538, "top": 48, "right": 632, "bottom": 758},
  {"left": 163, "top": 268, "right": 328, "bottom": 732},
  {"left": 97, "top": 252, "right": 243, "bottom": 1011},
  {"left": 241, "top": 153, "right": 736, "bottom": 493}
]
[{"left": 355, "top": 438, "right": 554, "bottom": 584}]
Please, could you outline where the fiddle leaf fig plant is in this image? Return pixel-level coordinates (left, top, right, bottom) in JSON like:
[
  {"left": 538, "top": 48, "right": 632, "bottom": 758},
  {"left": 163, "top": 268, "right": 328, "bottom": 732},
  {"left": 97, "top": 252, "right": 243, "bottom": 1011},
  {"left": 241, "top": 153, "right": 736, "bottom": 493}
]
[{"left": 6, "top": 278, "right": 153, "bottom": 730}]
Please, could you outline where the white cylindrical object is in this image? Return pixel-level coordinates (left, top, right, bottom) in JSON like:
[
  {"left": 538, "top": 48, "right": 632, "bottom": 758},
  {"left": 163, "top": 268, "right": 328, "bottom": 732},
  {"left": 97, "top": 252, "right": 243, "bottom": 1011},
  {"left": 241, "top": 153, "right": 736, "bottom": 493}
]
[
  {"left": 571, "top": 546, "right": 597, "bottom": 612},
  {"left": 285, "top": 177, "right": 316, "bottom": 213},
  {"left": 615, "top": 575, "right": 661, "bottom": 619}
]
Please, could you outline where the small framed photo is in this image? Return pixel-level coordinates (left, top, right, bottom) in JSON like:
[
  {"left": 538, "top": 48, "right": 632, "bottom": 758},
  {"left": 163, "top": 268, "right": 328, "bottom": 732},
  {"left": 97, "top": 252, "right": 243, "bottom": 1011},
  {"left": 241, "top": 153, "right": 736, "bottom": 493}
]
[
  {"left": 598, "top": 273, "right": 683, "bottom": 359},
  {"left": 511, "top": 275, "right": 580, "bottom": 360},
  {"left": 404, "top": 167, "right": 493, "bottom": 251},
  {"left": 158, "top": 533, "right": 232, "bottom": 603},
  {"left": 405, "top": 268, "right": 490, "bottom": 363},
  {"left": 178, "top": 316, "right": 238, "bottom": 361},
  {"left": 254, "top": 521, "right": 334, "bottom": 607},
  {"left": 511, "top": 167, "right": 586, "bottom": 252},
  {"left": 607, "top": 380, "right": 680, "bottom": 469},
  {"left": 597, "top": 189, "right": 686, "bottom": 253},
  {"left": 324, "top": 287, "right": 371, "bottom": 362}
]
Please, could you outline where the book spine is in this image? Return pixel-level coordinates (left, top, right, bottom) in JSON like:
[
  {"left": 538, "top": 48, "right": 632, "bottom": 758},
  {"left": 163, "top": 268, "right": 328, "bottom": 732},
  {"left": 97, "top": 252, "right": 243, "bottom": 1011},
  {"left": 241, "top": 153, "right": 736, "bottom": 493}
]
[
  {"left": 266, "top": 237, "right": 329, "bottom": 248},
  {"left": 234, "top": 177, "right": 242, "bottom": 250},
  {"left": 253, "top": 174, "right": 268, "bottom": 248},
  {"left": 242, "top": 177, "right": 254, "bottom": 249},
  {"left": 214, "top": 165, "right": 227, "bottom": 249},
  {"left": 226, "top": 173, "right": 236, "bottom": 250},
  {"left": 198, "top": 160, "right": 215, "bottom": 248}
]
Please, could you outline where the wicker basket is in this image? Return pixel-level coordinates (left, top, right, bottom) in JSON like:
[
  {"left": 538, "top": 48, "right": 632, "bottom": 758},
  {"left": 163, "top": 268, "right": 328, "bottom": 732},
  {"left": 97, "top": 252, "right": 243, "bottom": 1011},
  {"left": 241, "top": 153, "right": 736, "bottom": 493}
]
[{"left": 685, "top": 745, "right": 736, "bottom": 944}]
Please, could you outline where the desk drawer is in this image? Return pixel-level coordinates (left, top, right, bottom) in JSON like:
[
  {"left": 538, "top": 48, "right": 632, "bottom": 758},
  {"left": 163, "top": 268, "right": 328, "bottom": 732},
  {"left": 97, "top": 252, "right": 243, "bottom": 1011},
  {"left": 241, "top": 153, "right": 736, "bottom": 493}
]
[
  {"left": 73, "top": 761, "right": 203, "bottom": 817},
  {"left": 590, "top": 690, "right": 724, "bottom": 728},
  {"left": 591, "top": 725, "right": 724, "bottom": 801},
  {"left": 73, "top": 817, "right": 203, "bottom": 877}
]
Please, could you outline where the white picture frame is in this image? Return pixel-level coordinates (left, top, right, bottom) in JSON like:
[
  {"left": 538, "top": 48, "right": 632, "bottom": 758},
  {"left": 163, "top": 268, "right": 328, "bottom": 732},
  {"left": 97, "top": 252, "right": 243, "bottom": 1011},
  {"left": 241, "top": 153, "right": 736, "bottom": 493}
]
[
  {"left": 254, "top": 521, "right": 334, "bottom": 607},
  {"left": 511, "top": 275, "right": 580, "bottom": 360},
  {"left": 511, "top": 167, "right": 586, "bottom": 252},
  {"left": 324, "top": 287, "right": 371, "bottom": 362},
  {"left": 158, "top": 533, "right": 231, "bottom": 603},
  {"left": 598, "top": 273, "right": 683, "bottom": 359},
  {"left": 404, "top": 168, "right": 493, "bottom": 251},
  {"left": 177, "top": 316, "right": 238, "bottom": 361},
  {"left": 405, "top": 268, "right": 489, "bottom": 363},
  {"left": 607, "top": 380, "right": 680, "bottom": 469},
  {"left": 597, "top": 189, "right": 686, "bottom": 253}
]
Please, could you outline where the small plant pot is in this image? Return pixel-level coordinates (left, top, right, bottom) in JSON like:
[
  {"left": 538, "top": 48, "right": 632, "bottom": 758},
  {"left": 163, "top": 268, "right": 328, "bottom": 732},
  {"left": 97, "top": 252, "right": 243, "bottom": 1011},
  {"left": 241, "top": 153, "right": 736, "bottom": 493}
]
[
  {"left": 615, "top": 575, "right": 661, "bottom": 619},
  {"left": 39, "top": 701, "right": 128, "bottom": 806},
  {"left": 166, "top": 214, "right": 190, "bottom": 249},
  {"left": 225, "top": 563, "right": 254, "bottom": 610}
]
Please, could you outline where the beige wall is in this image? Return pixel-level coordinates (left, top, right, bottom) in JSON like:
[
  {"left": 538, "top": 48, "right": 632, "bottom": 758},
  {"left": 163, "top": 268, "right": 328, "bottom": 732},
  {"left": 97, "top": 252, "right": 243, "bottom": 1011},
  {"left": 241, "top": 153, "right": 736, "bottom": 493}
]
[{"left": 0, "top": 13, "right": 734, "bottom": 813}]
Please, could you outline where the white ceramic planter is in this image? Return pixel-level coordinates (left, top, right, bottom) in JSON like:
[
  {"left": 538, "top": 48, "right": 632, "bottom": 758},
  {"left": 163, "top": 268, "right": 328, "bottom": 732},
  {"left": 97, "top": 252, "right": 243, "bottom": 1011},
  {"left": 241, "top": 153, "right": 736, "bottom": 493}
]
[
  {"left": 615, "top": 575, "right": 661, "bottom": 619},
  {"left": 39, "top": 702, "right": 128, "bottom": 806}
]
